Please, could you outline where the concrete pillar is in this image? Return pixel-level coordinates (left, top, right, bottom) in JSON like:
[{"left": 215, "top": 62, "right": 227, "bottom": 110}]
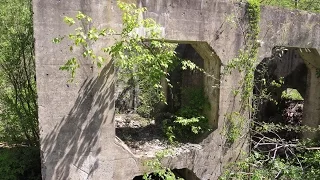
[
  {"left": 300, "top": 49, "right": 320, "bottom": 139},
  {"left": 33, "top": 0, "right": 119, "bottom": 179}
]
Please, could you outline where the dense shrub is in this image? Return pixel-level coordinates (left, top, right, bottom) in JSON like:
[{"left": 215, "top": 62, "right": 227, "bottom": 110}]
[{"left": 0, "top": 147, "right": 41, "bottom": 180}]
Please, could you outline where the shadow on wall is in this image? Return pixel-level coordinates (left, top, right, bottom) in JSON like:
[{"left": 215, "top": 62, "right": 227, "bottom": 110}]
[{"left": 40, "top": 61, "right": 114, "bottom": 179}]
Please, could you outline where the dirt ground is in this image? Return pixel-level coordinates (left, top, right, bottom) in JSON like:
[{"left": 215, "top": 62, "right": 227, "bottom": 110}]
[{"left": 115, "top": 113, "right": 202, "bottom": 156}]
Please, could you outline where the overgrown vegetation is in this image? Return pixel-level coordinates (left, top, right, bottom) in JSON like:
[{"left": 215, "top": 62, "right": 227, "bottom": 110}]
[
  {"left": 261, "top": 0, "right": 320, "bottom": 13},
  {"left": 220, "top": 0, "right": 320, "bottom": 179},
  {"left": 0, "top": 0, "right": 319, "bottom": 179},
  {"left": 0, "top": 0, "right": 41, "bottom": 179},
  {"left": 220, "top": 148, "right": 320, "bottom": 179},
  {"left": 56, "top": 1, "right": 211, "bottom": 145},
  {"left": 0, "top": 147, "right": 41, "bottom": 180},
  {"left": 0, "top": 0, "right": 38, "bottom": 146},
  {"left": 55, "top": 0, "right": 320, "bottom": 179},
  {"left": 163, "top": 88, "right": 211, "bottom": 143},
  {"left": 223, "top": 0, "right": 261, "bottom": 143},
  {"left": 57, "top": 2, "right": 213, "bottom": 179},
  {"left": 224, "top": 50, "right": 320, "bottom": 179},
  {"left": 143, "top": 149, "right": 184, "bottom": 180},
  {"left": 281, "top": 88, "right": 304, "bottom": 101}
]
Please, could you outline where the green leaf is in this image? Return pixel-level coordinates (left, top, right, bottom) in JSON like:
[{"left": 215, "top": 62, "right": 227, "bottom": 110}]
[
  {"left": 76, "top": 11, "right": 86, "bottom": 20},
  {"left": 63, "top": 16, "right": 75, "bottom": 26},
  {"left": 52, "top": 37, "right": 64, "bottom": 43},
  {"left": 59, "top": 57, "right": 79, "bottom": 80},
  {"left": 97, "top": 56, "right": 105, "bottom": 68}
]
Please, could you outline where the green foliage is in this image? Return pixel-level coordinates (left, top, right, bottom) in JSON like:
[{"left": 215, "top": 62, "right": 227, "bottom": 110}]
[
  {"left": 224, "top": 0, "right": 260, "bottom": 108},
  {"left": 261, "top": 0, "right": 320, "bottom": 13},
  {"left": 247, "top": 0, "right": 261, "bottom": 41},
  {"left": 299, "top": 150, "right": 320, "bottom": 179},
  {"left": 270, "top": 77, "right": 284, "bottom": 88},
  {"left": 222, "top": 0, "right": 320, "bottom": 179},
  {"left": 223, "top": 112, "right": 246, "bottom": 144},
  {"left": 162, "top": 88, "right": 211, "bottom": 143},
  {"left": 222, "top": 0, "right": 261, "bottom": 144},
  {"left": 178, "top": 88, "right": 210, "bottom": 117},
  {"left": 224, "top": 50, "right": 256, "bottom": 107},
  {"left": 136, "top": 86, "right": 163, "bottom": 117},
  {"left": 221, "top": 92, "right": 320, "bottom": 179},
  {"left": 220, "top": 152, "right": 304, "bottom": 180},
  {"left": 59, "top": 57, "right": 80, "bottom": 82},
  {"left": 281, "top": 88, "right": 304, "bottom": 101},
  {"left": 220, "top": 147, "right": 320, "bottom": 179},
  {"left": 0, "top": 0, "right": 40, "bottom": 177},
  {"left": 57, "top": 2, "right": 210, "bottom": 145},
  {"left": 255, "top": 122, "right": 320, "bottom": 133},
  {"left": 163, "top": 116, "right": 210, "bottom": 144},
  {"left": 55, "top": 1, "right": 203, "bottom": 104},
  {"left": 56, "top": 1, "right": 183, "bottom": 104},
  {"left": 143, "top": 149, "right": 184, "bottom": 180},
  {"left": 0, "top": 0, "right": 38, "bottom": 145},
  {"left": 0, "top": 147, "right": 41, "bottom": 180}
]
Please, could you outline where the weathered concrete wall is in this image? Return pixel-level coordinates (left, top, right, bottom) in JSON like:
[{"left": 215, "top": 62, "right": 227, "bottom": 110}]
[
  {"left": 33, "top": 0, "right": 120, "bottom": 179},
  {"left": 33, "top": 0, "right": 320, "bottom": 179},
  {"left": 299, "top": 50, "right": 320, "bottom": 139}
]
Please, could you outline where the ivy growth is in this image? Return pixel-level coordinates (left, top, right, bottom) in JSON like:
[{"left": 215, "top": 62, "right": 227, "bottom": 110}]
[
  {"left": 221, "top": 1, "right": 320, "bottom": 179},
  {"left": 222, "top": 112, "right": 246, "bottom": 145},
  {"left": 223, "top": 0, "right": 261, "bottom": 142}
]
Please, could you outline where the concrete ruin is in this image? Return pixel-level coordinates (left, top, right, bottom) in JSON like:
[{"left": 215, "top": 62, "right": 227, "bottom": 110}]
[{"left": 32, "top": 0, "right": 320, "bottom": 179}]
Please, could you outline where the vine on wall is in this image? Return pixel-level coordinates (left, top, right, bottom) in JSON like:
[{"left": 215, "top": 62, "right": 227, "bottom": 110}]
[
  {"left": 222, "top": 0, "right": 261, "bottom": 143},
  {"left": 221, "top": 1, "right": 320, "bottom": 179}
]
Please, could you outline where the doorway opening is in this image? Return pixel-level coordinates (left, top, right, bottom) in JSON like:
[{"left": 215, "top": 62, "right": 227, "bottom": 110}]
[
  {"left": 253, "top": 47, "right": 309, "bottom": 151},
  {"left": 115, "top": 42, "right": 221, "bottom": 155}
]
